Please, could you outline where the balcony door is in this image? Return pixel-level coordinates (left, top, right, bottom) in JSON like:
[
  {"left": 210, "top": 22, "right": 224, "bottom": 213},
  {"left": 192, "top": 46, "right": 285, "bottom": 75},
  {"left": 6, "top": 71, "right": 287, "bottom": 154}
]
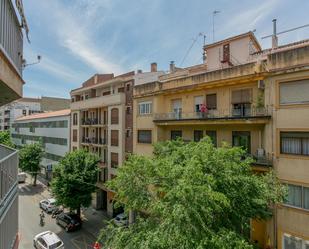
[
  {"left": 172, "top": 99, "right": 182, "bottom": 119},
  {"left": 231, "top": 89, "right": 252, "bottom": 117},
  {"left": 232, "top": 131, "right": 251, "bottom": 153}
]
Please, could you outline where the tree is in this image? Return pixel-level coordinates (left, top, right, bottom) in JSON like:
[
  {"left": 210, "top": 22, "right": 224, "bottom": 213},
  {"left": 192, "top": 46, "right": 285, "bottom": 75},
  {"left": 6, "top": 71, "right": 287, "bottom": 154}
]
[
  {"left": 19, "top": 143, "right": 43, "bottom": 186},
  {"left": 0, "top": 130, "right": 15, "bottom": 148},
  {"left": 51, "top": 149, "right": 99, "bottom": 217},
  {"left": 99, "top": 138, "right": 285, "bottom": 249}
]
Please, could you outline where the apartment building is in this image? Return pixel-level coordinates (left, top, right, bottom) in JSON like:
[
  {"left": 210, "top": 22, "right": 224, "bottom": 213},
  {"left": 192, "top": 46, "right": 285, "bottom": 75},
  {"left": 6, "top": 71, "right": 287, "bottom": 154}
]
[
  {"left": 70, "top": 72, "right": 134, "bottom": 216},
  {"left": 0, "top": 0, "right": 27, "bottom": 248},
  {"left": 133, "top": 32, "right": 309, "bottom": 249},
  {"left": 11, "top": 109, "right": 71, "bottom": 180},
  {"left": 0, "top": 96, "right": 70, "bottom": 131}
]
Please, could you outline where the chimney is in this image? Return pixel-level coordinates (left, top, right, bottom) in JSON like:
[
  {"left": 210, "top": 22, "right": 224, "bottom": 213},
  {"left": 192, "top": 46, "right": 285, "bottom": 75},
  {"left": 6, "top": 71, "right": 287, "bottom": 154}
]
[
  {"left": 272, "top": 19, "right": 278, "bottom": 49},
  {"left": 137, "top": 69, "right": 143, "bottom": 74},
  {"left": 151, "top": 62, "right": 157, "bottom": 72},
  {"left": 169, "top": 61, "right": 175, "bottom": 72}
]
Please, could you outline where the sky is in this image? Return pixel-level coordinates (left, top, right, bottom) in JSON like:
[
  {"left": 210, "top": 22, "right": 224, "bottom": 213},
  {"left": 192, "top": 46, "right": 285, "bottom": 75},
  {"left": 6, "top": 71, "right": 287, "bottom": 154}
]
[{"left": 22, "top": 0, "right": 309, "bottom": 99}]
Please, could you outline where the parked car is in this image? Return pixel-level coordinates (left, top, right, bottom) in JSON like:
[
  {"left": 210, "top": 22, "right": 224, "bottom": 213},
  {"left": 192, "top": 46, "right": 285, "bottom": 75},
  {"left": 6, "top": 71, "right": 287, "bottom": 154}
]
[
  {"left": 113, "top": 213, "right": 128, "bottom": 227},
  {"left": 56, "top": 212, "right": 82, "bottom": 232},
  {"left": 39, "top": 198, "right": 57, "bottom": 213},
  {"left": 18, "top": 172, "right": 27, "bottom": 183},
  {"left": 33, "top": 231, "right": 64, "bottom": 249}
]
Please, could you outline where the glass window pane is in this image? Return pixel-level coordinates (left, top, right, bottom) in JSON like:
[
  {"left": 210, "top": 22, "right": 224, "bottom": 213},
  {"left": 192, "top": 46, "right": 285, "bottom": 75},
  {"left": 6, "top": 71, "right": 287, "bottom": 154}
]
[
  {"left": 281, "top": 137, "right": 301, "bottom": 154},
  {"left": 286, "top": 184, "right": 302, "bottom": 208},
  {"left": 303, "top": 187, "right": 309, "bottom": 210}
]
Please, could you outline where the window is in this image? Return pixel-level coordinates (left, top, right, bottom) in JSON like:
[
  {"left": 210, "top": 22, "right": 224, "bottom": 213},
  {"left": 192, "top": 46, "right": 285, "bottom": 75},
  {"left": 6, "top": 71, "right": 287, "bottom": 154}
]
[
  {"left": 111, "top": 130, "right": 119, "bottom": 146},
  {"left": 138, "top": 130, "right": 152, "bottom": 144},
  {"left": 194, "top": 130, "right": 203, "bottom": 142},
  {"left": 111, "top": 108, "right": 119, "bottom": 124},
  {"left": 285, "top": 184, "right": 309, "bottom": 210},
  {"left": 22, "top": 109, "right": 26, "bottom": 115},
  {"left": 232, "top": 131, "right": 250, "bottom": 153},
  {"left": 231, "top": 89, "right": 252, "bottom": 104},
  {"left": 118, "top": 87, "right": 125, "bottom": 93},
  {"left": 206, "top": 130, "right": 217, "bottom": 147},
  {"left": 281, "top": 132, "right": 309, "bottom": 156},
  {"left": 171, "top": 130, "right": 182, "bottom": 140},
  {"left": 139, "top": 101, "right": 152, "bottom": 115},
  {"left": 72, "top": 146, "right": 77, "bottom": 151},
  {"left": 126, "top": 84, "right": 130, "bottom": 91},
  {"left": 73, "top": 130, "right": 78, "bottom": 142},
  {"left": 126, "top": 106, "right": 131, "bottom": 114},
  {"left": 111, "top": 153, "right": 119, "bottom": 168},
  {"left": 126, "top": 129, "right": 131, "bottom": 138},
  {"left": 194, "top": 96, "right": 204, "bottom": 112},
  {"left": 206, "top": 94, "right": 217, "bottom": 110},
  {"left": 283, "top": 233, "right": 309, "bottom": 249},
  {"left": 73, "top": 113, "right": 78, "bottom": 125},
  {"left": 222, "top": 43, "right": 230, "bottom": 62},
  {"left": 29, "top": 126, "right": 35, "bottom": 133},
  {"left": 280, "top": 79, "right": 309, "bottom": 105}
]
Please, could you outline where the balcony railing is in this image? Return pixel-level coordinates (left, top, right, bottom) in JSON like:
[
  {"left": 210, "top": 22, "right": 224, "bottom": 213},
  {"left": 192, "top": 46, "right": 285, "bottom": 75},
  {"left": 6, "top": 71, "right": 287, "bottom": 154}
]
[
  {"left": 82, "top": 118, "right": 106, "bottom": 125},
  {"left": 250, "top": 152, "right": 273, "bottom": 167},
  {"left": 0, "top": 144, "right": 18, "bottom": 249},
  {"left": 82, "top": 137, "right": 107, "bottom": 145},
  {"left": 0, "top": 0, "right": 23, "bottom": 74},
  {"left": 153, "top": 107, "right": 271, "bottom": 122}
]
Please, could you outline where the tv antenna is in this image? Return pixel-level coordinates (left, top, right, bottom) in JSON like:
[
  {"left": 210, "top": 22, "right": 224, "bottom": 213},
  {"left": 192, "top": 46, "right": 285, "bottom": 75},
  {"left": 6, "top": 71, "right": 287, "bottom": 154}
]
[
  {"left": 212, "top": 10, "right": 220, "bottom": 42},
  {"left": 180, "top": 33, "right": 205, "bottom": 67}
]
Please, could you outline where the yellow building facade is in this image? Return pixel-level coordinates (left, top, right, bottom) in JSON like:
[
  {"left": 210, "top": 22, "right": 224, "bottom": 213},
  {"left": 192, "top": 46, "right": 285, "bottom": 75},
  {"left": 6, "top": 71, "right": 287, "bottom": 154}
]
[{"left": 133, "top": 33, "right": 309, "bottom": 249}]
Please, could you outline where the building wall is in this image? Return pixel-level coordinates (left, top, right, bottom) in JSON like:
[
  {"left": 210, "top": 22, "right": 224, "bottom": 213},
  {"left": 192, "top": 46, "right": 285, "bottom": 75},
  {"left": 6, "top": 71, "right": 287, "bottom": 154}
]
[{"left": 11, "top": 115, "right": 71, "bottom": 175}]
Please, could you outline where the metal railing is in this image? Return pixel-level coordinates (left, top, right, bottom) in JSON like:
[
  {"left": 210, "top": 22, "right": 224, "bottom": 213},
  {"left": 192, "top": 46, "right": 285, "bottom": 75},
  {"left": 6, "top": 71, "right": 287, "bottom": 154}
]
[
  {"left": 154, "top": 107, "right": 271, "bottom": 121},
  {"left": 82, "top": 137, "right": 106, "bottom": 145},
  {"left": 82, "top": 118, "right": 106, "bottom": 125},
  {"left": 0, "top": 0, "right": 23, "bottom": 74},
  {"left": 250, "top": 152, "right": 273, "bottom": 167},
  {"left": 0, "top": 144, "right": 18, "bottom": 249}
]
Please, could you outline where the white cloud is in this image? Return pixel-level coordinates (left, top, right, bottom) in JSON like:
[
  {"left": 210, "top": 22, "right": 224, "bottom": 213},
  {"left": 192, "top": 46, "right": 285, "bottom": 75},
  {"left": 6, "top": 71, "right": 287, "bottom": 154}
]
[
  {"left": 33, "top": 0, "right": 124, "bottom": 74},
  {"left": 218, "top": 0, "right": 280, "bottom": 36}
]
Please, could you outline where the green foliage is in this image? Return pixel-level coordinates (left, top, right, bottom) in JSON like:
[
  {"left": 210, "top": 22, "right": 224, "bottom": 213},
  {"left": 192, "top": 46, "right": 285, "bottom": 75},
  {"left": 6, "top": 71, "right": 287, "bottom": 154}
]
[
  {"left": 0, "top": 131, "right": 15, "bottom": 148},
  {"left": 51, "top": 149, "right": 99, "bottom": 215},
  {"left": 19, "top": 143, "right": 43, "bottom": 185},
  {"left": 99, "top": 138, "right": 285, "bottom": 249}
]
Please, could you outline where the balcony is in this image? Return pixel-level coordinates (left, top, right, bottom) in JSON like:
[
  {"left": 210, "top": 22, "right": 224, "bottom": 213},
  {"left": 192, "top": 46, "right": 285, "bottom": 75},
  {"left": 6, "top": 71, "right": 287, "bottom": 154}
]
[
  {"left": 81, "top": 137, "right": 107, "bottom": 146},
  {"left": 250, "top": 152, "right": 273, "bottom": 168},
  {"left": 153, "top": 107, "right": 271, "bottom": 125},
  {"left": 71, "top": 93, "right": 125, "bottom": 110},
  {"left": 81, "top": 118, "right": 106, "bottom": 126},
  {"left": 0, "top": 144, "right": 18, "bottom": 249}
]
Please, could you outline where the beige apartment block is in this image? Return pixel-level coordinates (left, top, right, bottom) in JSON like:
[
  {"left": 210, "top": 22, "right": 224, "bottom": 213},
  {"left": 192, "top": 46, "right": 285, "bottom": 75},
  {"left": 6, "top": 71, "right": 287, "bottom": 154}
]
[
  {"left": 70, "top": 72, "right": 134, "bottom": 217},
  {"left": 133, "top": 32, "right": 309, "bottom": 249}
]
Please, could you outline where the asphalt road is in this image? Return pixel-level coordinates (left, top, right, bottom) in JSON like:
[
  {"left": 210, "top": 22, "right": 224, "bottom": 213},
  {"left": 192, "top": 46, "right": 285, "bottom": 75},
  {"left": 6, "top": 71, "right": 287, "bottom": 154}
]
[{"left": 18, "top": 180, "right": 97, "bottom": 249}]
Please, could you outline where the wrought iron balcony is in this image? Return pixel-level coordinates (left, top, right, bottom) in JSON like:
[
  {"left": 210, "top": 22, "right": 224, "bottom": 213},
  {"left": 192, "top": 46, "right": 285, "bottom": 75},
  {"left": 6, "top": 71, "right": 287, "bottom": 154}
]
[
  {"left": 153, "top": 107, "right": 271, "bottom": 122},
  {"left": 82, "top": 137, "right": 107, "bottom": 145},
  {"left": 250, "top": 152, "right": 273, "bottom": 167}
]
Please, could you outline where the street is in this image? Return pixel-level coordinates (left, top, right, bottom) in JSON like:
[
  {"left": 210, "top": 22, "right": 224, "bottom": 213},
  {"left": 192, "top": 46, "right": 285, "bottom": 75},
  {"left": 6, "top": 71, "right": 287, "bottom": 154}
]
[{"left": 18, "top": 178, "right": 107, "bottom": 249}]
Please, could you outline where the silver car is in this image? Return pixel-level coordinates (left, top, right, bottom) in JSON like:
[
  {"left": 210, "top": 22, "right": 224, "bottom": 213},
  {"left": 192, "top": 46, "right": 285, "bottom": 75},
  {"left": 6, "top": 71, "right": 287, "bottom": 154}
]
[
  {"left": 33, "top": 231, "right": 64, "bottom": 249},
  {"left": 39, "top": 198, "right": 57, "bottom": 213}
]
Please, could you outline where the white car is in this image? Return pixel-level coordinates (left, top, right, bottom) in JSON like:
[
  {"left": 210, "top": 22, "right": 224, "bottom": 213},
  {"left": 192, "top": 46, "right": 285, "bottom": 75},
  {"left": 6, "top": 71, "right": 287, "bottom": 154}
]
[
  {"left": 18, "top": 172, "right": 27, "bottom": 183},
  {"left": 40, "top": 198, "right": 57, "bottom": 213},
  {"left": 33, "top": 231, "right": 64, "bottom": 249},
  {"left": 113, "top": 213, "right": 128, "bottom": 227}
]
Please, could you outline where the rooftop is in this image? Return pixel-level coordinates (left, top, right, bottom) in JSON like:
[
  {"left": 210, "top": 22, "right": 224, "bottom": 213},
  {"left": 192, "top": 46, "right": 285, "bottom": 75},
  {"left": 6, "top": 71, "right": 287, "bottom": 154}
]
[{"left": 15, "top": 109, "right": 71, "bottom": 121}]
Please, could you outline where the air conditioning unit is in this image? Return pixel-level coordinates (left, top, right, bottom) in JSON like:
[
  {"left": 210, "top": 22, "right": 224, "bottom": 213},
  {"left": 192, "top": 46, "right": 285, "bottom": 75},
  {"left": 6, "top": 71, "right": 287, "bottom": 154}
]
[
  {"left": 257, "top": 148, "right": 265, "bottom": 157},
  {"left": 258, "top": 80, "right": 265, "bottom": 89}
]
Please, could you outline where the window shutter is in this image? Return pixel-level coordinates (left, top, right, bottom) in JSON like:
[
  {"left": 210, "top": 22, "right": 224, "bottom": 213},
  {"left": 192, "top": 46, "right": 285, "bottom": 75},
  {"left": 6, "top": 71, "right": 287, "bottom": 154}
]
[
  {"left": 111, "top": 130, "right": 119, "bottom": 146},
  {"left": 232, "top": 89, "right": 252, "bottom": 104},
  {"left": 111, "top": 108, "right": 119, "bottom": 124},
  {"left": 111, "top": 153, "right": 119, "bottom": 168},
  {"left": 206, "top": 94, "right": 217, "bottom": 109}
]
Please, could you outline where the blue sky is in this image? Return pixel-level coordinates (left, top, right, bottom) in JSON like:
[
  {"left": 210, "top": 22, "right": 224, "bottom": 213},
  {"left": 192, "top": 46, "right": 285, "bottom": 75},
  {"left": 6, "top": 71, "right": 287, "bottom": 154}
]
[{"left": 22, "top": 0, "right": 309, "bottom": 99}]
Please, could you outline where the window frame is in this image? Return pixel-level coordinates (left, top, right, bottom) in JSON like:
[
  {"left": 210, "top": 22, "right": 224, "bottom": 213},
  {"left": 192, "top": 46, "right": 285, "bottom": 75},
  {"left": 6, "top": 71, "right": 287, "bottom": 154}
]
[
  {"left": 279, "top": 78, "right": 309, "bottom": 106},
  {"left": 284, "top": 183, "right": 309, "bottom": 211},
  {"left": 137, "top": 130, "right": 152, "bottom": 144},
  {"left": 280, "top": 132, "right": 309, "bottom": 156},
  {"left": 138, "top": 101, "right": 152, "bottom": 115}
]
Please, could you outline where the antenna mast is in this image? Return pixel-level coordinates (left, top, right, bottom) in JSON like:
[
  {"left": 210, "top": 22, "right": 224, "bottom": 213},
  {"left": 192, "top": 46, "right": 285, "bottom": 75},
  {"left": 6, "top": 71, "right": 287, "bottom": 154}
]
[{"left": 212, "top": 10, "right": 220, "bottom": 42}]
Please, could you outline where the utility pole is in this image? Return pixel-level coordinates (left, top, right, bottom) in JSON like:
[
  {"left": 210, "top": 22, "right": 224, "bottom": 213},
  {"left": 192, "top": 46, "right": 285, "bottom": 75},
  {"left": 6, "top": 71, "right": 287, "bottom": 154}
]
[{"left": 212, "top": 10, "right": 220, "bottom": 42}]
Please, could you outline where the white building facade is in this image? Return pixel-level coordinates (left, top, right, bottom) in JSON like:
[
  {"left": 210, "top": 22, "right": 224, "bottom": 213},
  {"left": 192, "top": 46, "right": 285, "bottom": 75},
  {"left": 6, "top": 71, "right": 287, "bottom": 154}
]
[{"left": 11, "top": 109, "right": 71, "bottom": 180}]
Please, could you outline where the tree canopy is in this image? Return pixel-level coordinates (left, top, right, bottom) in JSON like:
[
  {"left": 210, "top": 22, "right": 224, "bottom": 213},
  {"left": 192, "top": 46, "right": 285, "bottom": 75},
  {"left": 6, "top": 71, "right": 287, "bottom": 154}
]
[
  {"left": 51, "top": 149, "right": 99, "bottom": 217},
  {"left": 0, "top": 131, "right": 15, "bottom": 148},
  {"left": 19, "top": 142, "right": 43, "bottom": 186},
  {"left": 99, "top": 138, "right": 285, "bottom": 249}
]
